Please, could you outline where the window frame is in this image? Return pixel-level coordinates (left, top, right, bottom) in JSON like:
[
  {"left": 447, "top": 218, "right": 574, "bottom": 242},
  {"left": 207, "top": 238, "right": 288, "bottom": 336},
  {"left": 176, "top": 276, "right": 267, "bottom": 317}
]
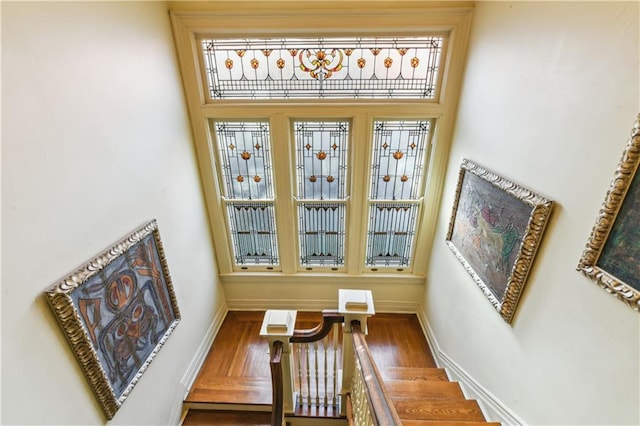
[{"left": 170, "top": 1, "right": 473, "bottom": 284}]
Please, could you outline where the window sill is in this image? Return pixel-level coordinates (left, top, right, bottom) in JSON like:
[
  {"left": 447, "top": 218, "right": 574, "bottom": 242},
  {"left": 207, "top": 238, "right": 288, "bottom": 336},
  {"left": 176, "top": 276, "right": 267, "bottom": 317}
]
[{"left": 219, "top": 271, "right": 426, "bottom": 286}]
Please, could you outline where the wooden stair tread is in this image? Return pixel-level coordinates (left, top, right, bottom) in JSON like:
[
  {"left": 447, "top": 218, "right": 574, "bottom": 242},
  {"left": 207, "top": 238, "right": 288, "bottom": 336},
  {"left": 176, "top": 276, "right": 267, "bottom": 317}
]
[
  {"left": 182, "top": 409, "right": 271, "bottom": 425},
  {"left": 185, "top": 377, "right": 271, "bottom": 405},
  {"left": 382, "top": 367, "right": 449, "bottom": 381},
  {"left": 394, "top": 399, "right": 486, "bottom": 422},
  {"left": 386, "top": 380, "right": 465, "bottom": 400}
]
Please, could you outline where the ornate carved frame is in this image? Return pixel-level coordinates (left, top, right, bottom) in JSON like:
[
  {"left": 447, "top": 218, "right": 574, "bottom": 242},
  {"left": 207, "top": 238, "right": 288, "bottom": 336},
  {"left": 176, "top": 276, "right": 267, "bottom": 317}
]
[
  {"left": 446, "top": 160, "right": 554, "bottom": 323},
  {"left": 45, "top": 220, "right": 181, "bottom": 419},
  {"left": 577, "top": 114, "right": 640, "bottom": 311}
]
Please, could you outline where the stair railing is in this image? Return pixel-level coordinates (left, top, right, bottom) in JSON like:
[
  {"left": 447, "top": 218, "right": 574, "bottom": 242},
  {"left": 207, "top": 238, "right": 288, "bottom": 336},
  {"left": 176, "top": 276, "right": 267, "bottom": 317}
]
[
  {"left": 262, "top": 289, "right": 398, "bottom": 425},
  {"left": 269, "top": 340, "right": 285, "bottom": 426},
  {"left": 348, "top": 320, "right": 402, "bottom": 425},
  {"left": 290, "top": 310, "right": 344, "bottom": 411}
]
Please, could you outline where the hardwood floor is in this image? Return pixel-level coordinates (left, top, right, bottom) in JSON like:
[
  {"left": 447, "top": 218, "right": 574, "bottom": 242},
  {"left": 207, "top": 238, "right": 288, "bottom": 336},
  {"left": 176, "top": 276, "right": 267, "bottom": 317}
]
[
  {"left": 185, "top": 311, "right": 437, "bottom": 406},
  {"left": 183, "top": 311, "right": 497, "bottom": 425},
  {"left": 366, "top": 313, "right": 438, "bottom": 370},
  {"left": 185, "top": 311, "right": 271, "bottom": 405}
]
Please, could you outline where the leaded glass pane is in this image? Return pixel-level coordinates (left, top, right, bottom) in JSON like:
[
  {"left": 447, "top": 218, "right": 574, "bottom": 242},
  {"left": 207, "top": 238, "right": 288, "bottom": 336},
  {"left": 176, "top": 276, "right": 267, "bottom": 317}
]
[
  {"left": 370, "top": 121, "right": 430, "bottom": 200},
  {"left": 298, "top": 203, "right": 345, "bottom": 266},
  {"left": 294, "top": 121, "right": 348, "bottom": 267},
  {"left": 226, "top": 202, "right": 279, "bottom": 265},
  {"left": 201, "top": 37, "right": 444, "bottom": 100},
  {"left": 213, "top": 122, "right": 273, "bottom": 199},
  {"left": 295, "top": 121, "right": 349, "bottom": 200},
  {"left": 365, "top": 202, "right": 419, "bottom": 267}
]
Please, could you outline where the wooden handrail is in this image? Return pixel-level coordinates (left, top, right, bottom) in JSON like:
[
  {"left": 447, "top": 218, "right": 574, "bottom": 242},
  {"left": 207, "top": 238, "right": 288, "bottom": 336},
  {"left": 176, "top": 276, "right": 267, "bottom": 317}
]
[
  {"left": 290, "top": 310, "right": 344, "bottom": 343},
  {"left": 270, "top": 340, "right": 284, "bottom": 426},
  {"left": 350, "top": 320, "right": 403, "bottom": 426}
]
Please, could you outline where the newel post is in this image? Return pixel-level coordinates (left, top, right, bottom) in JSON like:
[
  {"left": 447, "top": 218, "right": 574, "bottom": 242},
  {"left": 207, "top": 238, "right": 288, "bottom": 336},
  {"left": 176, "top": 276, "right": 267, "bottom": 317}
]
[
  {"left": 260, "top": 309, "right": 298, "bottom": 414},
  {"left": 339, "top": 289, "right": 375, "bottom": 415}
]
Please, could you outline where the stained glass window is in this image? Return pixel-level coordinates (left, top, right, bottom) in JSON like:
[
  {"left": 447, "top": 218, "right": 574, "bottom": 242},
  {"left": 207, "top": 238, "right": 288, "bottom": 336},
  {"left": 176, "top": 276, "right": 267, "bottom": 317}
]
[
  {"left": 226, "top": 203, "right": 279, "bottom": 266},
  {"left": 200, "top": 36, "right": 444, "bottom": 100},
  {"left": 366, "top": 203, "right": 420, "bottom": 267},
  {"left": 298, "top": 203, "right": 346, "bottom": 267},
  {"left": 214, "top": 122, "right": 278, "bottom": 266},
  {"left": 294, "top": 121, "right": 349, "bottom": 266},
  {"left": 213, "top": 122, "right": 273, "bottom": 200},
  {"left": 366, "top": 121, "right": 431, "bottom": 267}
]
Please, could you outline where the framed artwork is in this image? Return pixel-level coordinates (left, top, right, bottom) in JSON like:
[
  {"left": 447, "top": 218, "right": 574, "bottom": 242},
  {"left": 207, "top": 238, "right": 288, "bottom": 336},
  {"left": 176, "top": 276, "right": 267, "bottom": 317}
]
[
  {"left": 446, "top": 159, "right": 553, "bottom": 323},
  {"left": 45, "top": 220, "right": 181, "bottom": 419},
  {"left": 577, "top": 114, "right": 640, "bottom": 311}
]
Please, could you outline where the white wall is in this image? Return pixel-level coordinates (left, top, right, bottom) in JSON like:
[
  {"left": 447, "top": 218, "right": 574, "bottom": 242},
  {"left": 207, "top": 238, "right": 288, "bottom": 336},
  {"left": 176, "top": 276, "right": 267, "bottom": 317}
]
[
  {"left": 424, "top": 2, "right": 639, "bottom": 425},
  {"left": 2, "top": 2, "right": 224, "bottom": 424}
]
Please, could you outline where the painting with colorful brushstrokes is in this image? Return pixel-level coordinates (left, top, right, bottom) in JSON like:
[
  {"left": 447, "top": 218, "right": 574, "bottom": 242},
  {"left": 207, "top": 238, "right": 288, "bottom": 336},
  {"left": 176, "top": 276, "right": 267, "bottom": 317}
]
[
  {"left": 45, "top": 220, "right": 180, "bottom": 419},
  {"left": 446, "top": 160, "right": 553, "bottom": 324},
  {"left": 578, "top": 114, "right": 640, "bottom": 312}
]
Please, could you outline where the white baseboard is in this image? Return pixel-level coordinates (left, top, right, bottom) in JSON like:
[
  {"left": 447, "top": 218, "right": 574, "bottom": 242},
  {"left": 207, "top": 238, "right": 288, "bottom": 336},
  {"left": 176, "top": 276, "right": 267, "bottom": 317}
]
[
  {"left": 225, "top": 298, "right": 420, "bottom": 313},
  {"left": 169, "top": 383, "right": 190, "bottom": 426},
  {"left": 416, "top": 309, "right": 524, "bottom": 426},
  {"left": 226, "top": 298, "right": 333, "bottom": 311},
  {"left": 181, "top": 302, "right": 229, "bottom": 390},
  {"left": 170, "top": 302, "right": 229, "bottom": 425},
  {"left": 374, "top": 300, "right": 421, "bottom": 313}
]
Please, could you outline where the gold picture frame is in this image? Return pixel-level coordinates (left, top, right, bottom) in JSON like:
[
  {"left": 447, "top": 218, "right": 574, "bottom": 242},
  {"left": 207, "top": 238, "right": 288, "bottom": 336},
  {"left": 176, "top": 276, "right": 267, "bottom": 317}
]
[
  {"left": 45, "top": 220, "right": 181, "bottom": 419},
  {"left": 446, "top": 160, "right": 554, "bottom": 323},
  {"left": 577, "top": 114, "right": 640, "bottom": 311}
]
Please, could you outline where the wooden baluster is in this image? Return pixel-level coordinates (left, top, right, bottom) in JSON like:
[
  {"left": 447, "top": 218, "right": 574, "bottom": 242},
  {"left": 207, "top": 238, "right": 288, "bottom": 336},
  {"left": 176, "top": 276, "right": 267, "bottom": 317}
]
[
  {"left": 305, "top": 343, "right": 311, "bottom": 406},
  {"left": 323, "top": 336, "right": 328, "bottom": 408},
  {"left": 296, "top": 343, "right": 303, "bottom": 407},
  {"left": 353, "top": 364, "right": 363, "bottom": 424},
  {"left": 289, "top": 310, "right": 345, "bottom": 411},
  {"left": 332, "top": 322, "right": 338, "bottom": 408},
  {"left": 314, "top": 341, "right": 319, "bottom": 406},
  {"left": 364, "top": 404, "right": 372, "bottom": 425}
]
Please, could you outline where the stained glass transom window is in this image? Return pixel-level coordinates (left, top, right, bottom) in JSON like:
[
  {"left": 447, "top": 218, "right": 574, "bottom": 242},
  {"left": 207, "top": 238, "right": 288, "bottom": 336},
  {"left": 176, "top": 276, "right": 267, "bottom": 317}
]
[
  {"left": 366, "top": 121, "right": 431, "bottom": 267},
  {"left": 213, "top": 122, "right": 278, "bottom": 266},
  {"left": 294, "top": 121, "right": 349, "bottom": 266},
  {"left": 200, "top": 36, "right": 444, "bottom": 100}
]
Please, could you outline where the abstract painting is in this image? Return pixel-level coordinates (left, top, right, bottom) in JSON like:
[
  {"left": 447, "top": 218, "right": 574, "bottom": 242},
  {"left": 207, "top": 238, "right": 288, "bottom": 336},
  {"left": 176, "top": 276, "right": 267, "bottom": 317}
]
[
  {"left": 446, "top": 160, "right": 553, "bottom": 323},
  {"left": 578, "top": 114, "right": 640, "bottom": 311},
  {"left": 45, "top": 220, "right": 180, "bottom": 419}
]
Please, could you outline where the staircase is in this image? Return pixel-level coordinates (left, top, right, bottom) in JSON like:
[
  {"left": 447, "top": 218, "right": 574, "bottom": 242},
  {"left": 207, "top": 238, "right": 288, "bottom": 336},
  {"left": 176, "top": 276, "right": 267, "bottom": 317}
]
[
  {"left": 179, "top": 311, "right": 500, "bottom": 425},
  {"left": 381, "top": 367, "right": 499, "bottom": 425},
  {"left": 182, "top": 408, "right": 271, "bottom": 425},
  {"left": 182, "top": 368, "right": 498, "bottom": 425}
]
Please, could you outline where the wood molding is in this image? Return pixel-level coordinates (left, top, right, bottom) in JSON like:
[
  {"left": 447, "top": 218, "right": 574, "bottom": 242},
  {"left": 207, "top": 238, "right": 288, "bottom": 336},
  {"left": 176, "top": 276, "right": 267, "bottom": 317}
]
[{"left": 225, "top": 297, "right": 420, "bottom": 313}]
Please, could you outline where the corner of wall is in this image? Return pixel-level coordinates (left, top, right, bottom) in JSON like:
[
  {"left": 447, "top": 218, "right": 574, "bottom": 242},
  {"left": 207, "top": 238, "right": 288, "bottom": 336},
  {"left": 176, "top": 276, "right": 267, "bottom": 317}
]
[{"left": 168, "top": 301, "right": 229, "bottom": 425}]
